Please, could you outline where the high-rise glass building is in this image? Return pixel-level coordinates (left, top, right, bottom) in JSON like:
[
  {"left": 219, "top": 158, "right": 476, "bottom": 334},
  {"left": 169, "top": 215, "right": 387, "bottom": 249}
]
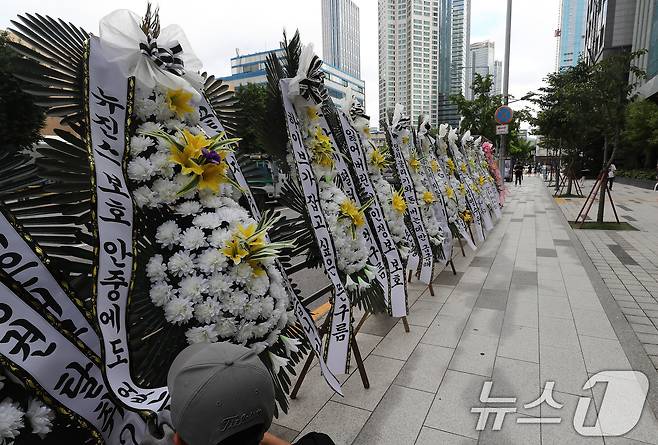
[
  {"left": 493, "top": 59, "right": 503, "bottom": 95},
  {"left": 557, "top": 0, "right": 587, "bottom": 69},
  {"left": 322, "top": 0, "right": 361, "bottom": 78},
  {"left": 378, "top": 0, "right": 441, "bottom": 127},
  {"left": 467, "top": 40, "right": 495, "bottom": 99},
  {"left": 437, "top": 0, "right": 471, "bottom": 127}
]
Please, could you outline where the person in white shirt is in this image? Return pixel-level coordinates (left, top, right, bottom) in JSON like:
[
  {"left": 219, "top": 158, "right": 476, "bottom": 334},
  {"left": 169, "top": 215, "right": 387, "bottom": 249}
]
[{"left": 608, "top": 163, "right": 617, "bottom": 190}]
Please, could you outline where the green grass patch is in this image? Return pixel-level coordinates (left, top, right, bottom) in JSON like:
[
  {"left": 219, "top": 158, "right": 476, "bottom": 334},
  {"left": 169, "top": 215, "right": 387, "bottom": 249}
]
[{"left": 569, "top": 221, "right": 639, "bottom": 231}]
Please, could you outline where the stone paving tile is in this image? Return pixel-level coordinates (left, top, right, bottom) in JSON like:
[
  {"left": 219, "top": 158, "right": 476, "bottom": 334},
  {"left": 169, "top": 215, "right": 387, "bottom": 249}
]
[
  {"left": 353, "top": 385, "right": 433, "bottom": 445},
  {"left": 448, "top": 332, "right": 499, "bottom": 377},
  {"left": 415, "top": 427, "right": 477, "bottom": 444},
  {"left": 497, "top": 323, "right": 539, "bottom": 363},
  {"left": 394, "top": 343, "right": 453, "bottom": 393},
  {"left": 421, "top": 313, "right": 468, "bottom": 348},
  {"left": 371, "top": 322, "right": 426, "bottom": 361},
  {"left": 297, "top": 401, "right": 371, "bottom": 445},
  {"left": 540, "top": 343, "right": 589, "bottom": 396},
  {"left": 424, "top": 370, "right": 486, "bottom": 439}
]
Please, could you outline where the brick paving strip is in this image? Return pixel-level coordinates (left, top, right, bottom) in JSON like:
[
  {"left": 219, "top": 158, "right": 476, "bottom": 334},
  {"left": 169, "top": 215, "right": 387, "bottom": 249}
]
[{"left": 270, "top": 177, "right": 658, "bottom": 444}]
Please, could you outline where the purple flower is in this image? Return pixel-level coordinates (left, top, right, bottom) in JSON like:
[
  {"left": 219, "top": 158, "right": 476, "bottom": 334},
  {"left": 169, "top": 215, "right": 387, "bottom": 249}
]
[{"left": 202, "top": 148, "right": 221, "bottom": 164}]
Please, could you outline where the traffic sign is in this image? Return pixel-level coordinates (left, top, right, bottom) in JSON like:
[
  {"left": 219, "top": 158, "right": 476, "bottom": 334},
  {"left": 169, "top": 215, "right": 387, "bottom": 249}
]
[
  {"left": 496, "top": 124, "right": 509, "bottom": 135},
  {"left": 494, "top": 106, "right": 514, "bottom": 125}
]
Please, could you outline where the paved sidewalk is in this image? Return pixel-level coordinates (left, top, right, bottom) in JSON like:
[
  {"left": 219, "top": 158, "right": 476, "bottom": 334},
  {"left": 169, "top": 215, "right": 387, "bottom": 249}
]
[
  {"left": 556, "top": 182, "right": 658, "bottom": 372},
  {"left": 272, "top": 176, "right": 658, "bottom": 444}
]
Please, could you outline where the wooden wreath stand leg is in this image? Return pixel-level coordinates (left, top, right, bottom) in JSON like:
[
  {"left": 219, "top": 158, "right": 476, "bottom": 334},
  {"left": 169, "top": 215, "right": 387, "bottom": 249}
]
[
  {"left": 290, "top": 312, "right": 371, "bottom": 400},
  {"left": 457, "top": 236, "right": 466, "bottom": 257}
]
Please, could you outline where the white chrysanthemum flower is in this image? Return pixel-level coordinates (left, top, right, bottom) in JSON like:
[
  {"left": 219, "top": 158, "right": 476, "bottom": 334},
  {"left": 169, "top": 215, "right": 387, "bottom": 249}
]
[
  {"left": 185, "top": 325, "right": 219, "bottom": 344},
  {"left": 133, "top": 185, "right": 157, "bottom": 208},
  {"left": 152, "top": 178, "right": 180, "bottom": 204},
  {"left": 150, "top": 282, "right": 174, "bottom": 307},
  {"left": 194, "top": 298, "right": 222, "bottom": 324},
  {"left": 260, "top": 297, "right": 275, "bottom": 319},
  {"left": 197, "top": 249, "right": 228, "bottom": 274},
  {"left": 127, "top": 157, "right": 155, "bottom": 182},
  {"left": 149, "top": 151, "right": 175, "bottom": 178},
  {"left": 0, "top": 398, "right": 24, "bottom": 444},
  {"left": 192, "top": 213, "right": 222, "bottom": 229},
  {"left": 167, "top": 251, "right": 196, "bottom": 277},
  {"left": 243, "top": 299, "right": 262, "bottom": 321},
  {"left": 178, "top": 274, "right": 208, "bottom": 302},
  {"left": 138, "top": 121, "right": 163, "bottom": 135},
  {"left": 236, "top": 263, "right": 253, "bottom": 280},
  {"left": 224, "top": 291, "right": 249, "bottom": 315},
  {"left": 216, "top": 317, "right": 238, "bottom": 338},
  {"left": 181, "top": 227, "right": 207, "bottom": 251},
  {"left": 146, "top": 254, "right": 168, "bottom": 282},
  {"left": 26, "top": 398, "right": 53, "bottom": 438},
  {"left": 208, "top": 274, "right": 232, "bottom": 297},
  {"left": 209, "top": 229, "right": 231, "bottom": 248},
  {"left": 177, "top": 201, "right": 202, "bottom": 216},
  {"left": 164, "top": 296, "right": 194, "bottom": 325},
  {"left": 130, "top": 135, "right": 153, "bottom": 156},
  {"left": 236, "top": 321, "right": 257, "bottom": 343},
  {"left": 155, "top": 221, "right": 181, "bottom": 248}
]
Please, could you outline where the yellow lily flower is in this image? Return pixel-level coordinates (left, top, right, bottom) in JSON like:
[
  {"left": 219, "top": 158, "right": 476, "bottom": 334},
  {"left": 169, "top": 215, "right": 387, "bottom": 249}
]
[
  {"left": 181, "top": 129, "right": 210, "bottom": 157},
  {"left": 391, "top": 191, "right": 407, "bottom": 214},
  {"left": 461, "top": 210, "right": 473, "bottom": 223},
  {"left": 340, "top": 199, "right": 365, "bottom": 227},
  {"left": 363, "top": 127, "right": 371, "bottom": 138},
  {"left": 222, "top": 237, "right": 249, "bottom": 264},
  {"left": 478, "top": 176, "right": 486, "bottom": 187},
  {"left": 460, "top": 162, "right": 468, "bottom": 173},
  {"left": 238, "top": 223, "right": 266, "bottom": 250},
  {"left": 422, "top": 191, "right": 436, "bottom": 205},
  {"left": 197, "top": 162, "right": 229, "bottom": 192},
  {"left": 445, "top": 186, "right": 455, "bottom": 199},
  {"left": 170, "top": 145, "right": 203, "bottom": 176},
  {"left": 409, "top": 156, "right": 421, "bottom": 172},
  {"left": 458, "top": 183, "right": 466, "bottom": 195},
  {"left": 166, "top": 88, "right": 194, "bottom": 118},
  {"left": 402, "top": 135, "right": 409, "bottom": 145},
  {"left": 430, "top": 159, "right": 439, "bottom": 173},
  {"left": 248, "top": 260, "right": 267, "bottom": 276}
]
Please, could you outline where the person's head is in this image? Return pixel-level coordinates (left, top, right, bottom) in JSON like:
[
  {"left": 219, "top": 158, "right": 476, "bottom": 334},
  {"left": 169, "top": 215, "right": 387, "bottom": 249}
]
[{"left": 167, "top": 342, "right": 276, "bottom": 445}]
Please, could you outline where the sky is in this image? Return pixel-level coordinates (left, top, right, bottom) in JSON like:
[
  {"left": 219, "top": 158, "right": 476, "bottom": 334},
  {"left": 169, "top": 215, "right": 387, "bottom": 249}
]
[{"left": 1, "top": 0, "right": 559, "bottom": 128}]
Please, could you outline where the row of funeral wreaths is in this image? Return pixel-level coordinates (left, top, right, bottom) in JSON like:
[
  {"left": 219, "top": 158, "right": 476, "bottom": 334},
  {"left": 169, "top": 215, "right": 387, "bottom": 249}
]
[{"left": 0, "top": 8, "right": 504, "bottom": 445}]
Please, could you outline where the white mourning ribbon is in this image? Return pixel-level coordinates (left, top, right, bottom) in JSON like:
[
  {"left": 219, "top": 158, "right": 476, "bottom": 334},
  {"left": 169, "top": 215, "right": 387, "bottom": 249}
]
[
  {"left": 0, "top": 281, "right": 145, "bottom": 445},
  {"left": 460, "top": 134, "right": 494, "bottom": 232},
  {"left": 448, "top": 128, "right": 485, "bottom": 243},
  {"left": 317, "top": 110, "right": 390, "bottom": 312},
  {"left": 338, "top": 110, "right": 408, "bottom": 317},
  {"left": 388, "top": 105, "right": 434, "bottom": 284},
  {"left": 281, "top": 79, "right": 352, "bottom": 376},
  {"left": 195, "top": 95, "right": 342, "bottom": 394},
  {"left": 0, "top": 210, "right": 100, "bottom": 355},
  {"left": 99, "top": 9, "right": 203, "bottom": 94},
  {"left": 87, "top": 36, "right": 169, "bottom": 411}
]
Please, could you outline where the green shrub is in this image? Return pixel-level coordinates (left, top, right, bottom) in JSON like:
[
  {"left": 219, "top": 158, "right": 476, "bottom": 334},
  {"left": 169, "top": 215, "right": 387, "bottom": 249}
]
[{"left": 616, "top": 169, "right": 657, "bottom": 180}]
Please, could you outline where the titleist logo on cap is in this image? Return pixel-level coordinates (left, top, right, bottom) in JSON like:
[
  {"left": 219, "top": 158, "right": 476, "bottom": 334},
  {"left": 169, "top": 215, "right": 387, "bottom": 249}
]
[{"left": 220, "top": 408, "right": 263, "bottom": 432}]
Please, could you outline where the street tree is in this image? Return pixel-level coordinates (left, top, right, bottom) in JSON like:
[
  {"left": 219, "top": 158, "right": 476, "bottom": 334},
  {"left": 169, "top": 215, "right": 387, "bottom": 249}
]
[{"left": 621, "top": 98, "right": 658, "bottom": 170}]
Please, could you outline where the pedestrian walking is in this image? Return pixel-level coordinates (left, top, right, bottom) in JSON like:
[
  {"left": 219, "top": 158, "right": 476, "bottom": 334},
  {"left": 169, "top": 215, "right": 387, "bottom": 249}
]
[
  {"left": 608, "top": 163, "right": 617, "bottom": 190},
  {"left": 514, "top": 163, "right": 524, "bottom": 186}
]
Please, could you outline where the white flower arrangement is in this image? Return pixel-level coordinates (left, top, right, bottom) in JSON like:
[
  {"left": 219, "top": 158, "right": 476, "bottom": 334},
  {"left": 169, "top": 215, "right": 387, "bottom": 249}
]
[
  {"left": 397, "top": 130, "right": 445, "bottom": 247},
  {"left": 127, "top": 84, "right": 296, "bottom": 360},
  {"left": 296, "top": 103, "right": 377, "bottom": 289},
  {"left": 351, "top": 116, "right": 410, "bottom": 258},
  {"left": 25, "top": 399, "right": 54, "bottom": 439},
  {"left": 0, "top": 398, "right": 23, "bottom": 445}
]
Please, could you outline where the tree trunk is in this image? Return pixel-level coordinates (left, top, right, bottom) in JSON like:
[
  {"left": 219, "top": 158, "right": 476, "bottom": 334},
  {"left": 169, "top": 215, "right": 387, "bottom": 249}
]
[{"left": 597, "top": 137, "right": 609, "bottom": 223}]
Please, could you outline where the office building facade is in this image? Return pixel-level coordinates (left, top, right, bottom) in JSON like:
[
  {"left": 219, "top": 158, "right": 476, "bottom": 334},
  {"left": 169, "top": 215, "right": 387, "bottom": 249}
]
[
  {"left": 632, "top": 0, "right": 658, "bottom": 99},
  {"left": 322, "top": 0, "right": 361, "bottom": 78},
  {"left": 467, "top": 40, "right": 495, "bottom": 99},
  {"left": 378, "top": 0, "right": 441, "bottom": 127},
  {"left": 584, "top": 0, "right": 636, "bottom": 62},
  {"left": 437, "top": 0, "right": 471, "bottom": 127},
  {"left": 221, "top": 48, "right": 365, "bottom": 105},
  {"left": 557, "top": 0, "right": 587, "bottom": 69},
  {"left": 492, "top": 59, "right": 503, "bottom": 95}
]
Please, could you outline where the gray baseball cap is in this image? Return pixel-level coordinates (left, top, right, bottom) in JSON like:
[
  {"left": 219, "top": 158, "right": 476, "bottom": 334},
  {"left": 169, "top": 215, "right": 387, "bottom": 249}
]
[{"left": 167, "top": 342, "right": 275, "bottom": 445}]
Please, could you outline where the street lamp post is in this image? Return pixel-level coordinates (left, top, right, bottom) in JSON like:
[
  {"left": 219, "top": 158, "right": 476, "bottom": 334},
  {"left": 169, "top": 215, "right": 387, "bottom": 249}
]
[{"left": 499, "top": 0, "right": 513, "bottom": 179}]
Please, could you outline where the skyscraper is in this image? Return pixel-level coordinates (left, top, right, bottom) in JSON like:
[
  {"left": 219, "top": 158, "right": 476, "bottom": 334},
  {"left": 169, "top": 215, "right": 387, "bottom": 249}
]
[
  {"left": 437, "top": 0, "right": 471, "bottom": 127},
  {"left": 493, "top": 59, "right": 503, "bottom": 95},
  {"left": 557, "top": 0, "right": 587, "bottom": 69},
  {"left": 378, "top": 0, "right": 441, "bottom": 127},
  {"left": 322, "top": 0, "right": 361, "bottom": 78},
  {"left": 467, "top": 40, "right": 495, "bottom": 99}
]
